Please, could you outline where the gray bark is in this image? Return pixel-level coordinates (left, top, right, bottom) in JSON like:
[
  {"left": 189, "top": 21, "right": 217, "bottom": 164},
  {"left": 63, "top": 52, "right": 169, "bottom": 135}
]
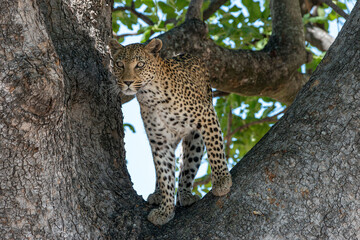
[
  {"left": 1, "top": 0, "right": 359, "bottom": 239},
  {"left": 305, "top": 24, "right": 335, "bottom": 52},
  {"left": 1, "top": 0, "right": 138, "bottom": 238}
]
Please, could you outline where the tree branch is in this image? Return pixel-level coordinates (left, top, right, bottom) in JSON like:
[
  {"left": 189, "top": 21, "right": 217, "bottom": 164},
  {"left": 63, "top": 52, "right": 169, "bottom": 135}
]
[
  {"left": 186, "top": 0, "right": 204, "bottom": 21},
  {"left": 203, "top": 0, "right": 228, "bottom": 20},
  {"left": 227, "top": 109, "right": 286, "bottom": 140},
  {"left": 193, "top": 174, "right": 211, "bottom": 188},
  {"left": 113, "top": 4, "right": 154, "bottom": 26},
  {"left": 305, "top": 24, "right": 334, "bottom": 51},
  {"left": 268, "top": 0, "right": 305, "bottom": 55},
  {"left": 113, "top": 32, "right": 142, "bottom": 39},
  {"left": 212, "top": 90, "right": 230, "bottom": 97},
  {"left": 320, "top": 0, "right": 349, "bottom": 19},
  {"left": 155, "top": 0, "right": 307, "bottom": 105}
]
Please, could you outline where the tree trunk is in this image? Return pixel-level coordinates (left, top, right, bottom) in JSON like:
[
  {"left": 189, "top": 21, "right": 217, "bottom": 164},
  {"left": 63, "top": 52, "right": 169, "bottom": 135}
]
[
  {"left": 1, "top": 0, "right": 138, "bottom": 238},
  {"left": 1, "top": 0, "right": 359, "bottom": 239}
]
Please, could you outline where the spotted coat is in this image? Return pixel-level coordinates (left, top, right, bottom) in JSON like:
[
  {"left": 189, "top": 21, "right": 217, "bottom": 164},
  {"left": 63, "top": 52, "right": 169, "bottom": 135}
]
[{"left": 109, "top": 38, "right": 232, "bottom": 226}]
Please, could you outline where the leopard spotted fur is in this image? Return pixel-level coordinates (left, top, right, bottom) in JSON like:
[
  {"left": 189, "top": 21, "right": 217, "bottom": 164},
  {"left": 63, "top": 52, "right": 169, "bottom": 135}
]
[{"left": 109, "top": 38, "right": 232, "bottom": 226}]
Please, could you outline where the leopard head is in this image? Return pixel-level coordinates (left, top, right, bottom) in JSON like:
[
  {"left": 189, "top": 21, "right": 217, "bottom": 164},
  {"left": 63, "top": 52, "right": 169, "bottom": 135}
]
[{"left": 109, "top": 38, "right": 162, "bottom": 95}]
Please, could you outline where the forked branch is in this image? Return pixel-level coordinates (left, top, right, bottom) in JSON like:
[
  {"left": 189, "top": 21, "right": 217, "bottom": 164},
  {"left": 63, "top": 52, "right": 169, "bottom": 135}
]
[
  {"left": 203, "top": 0, "right": 228, "bottom": 20},
  {"left": 186, "top": 0, "right": 204, "bottom": 21}
]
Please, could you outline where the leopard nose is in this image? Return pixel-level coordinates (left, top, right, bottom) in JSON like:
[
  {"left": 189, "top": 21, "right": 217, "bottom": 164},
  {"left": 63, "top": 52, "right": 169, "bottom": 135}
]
[{"left": 124, "top": 81, "right": 133, "bottom": 86}]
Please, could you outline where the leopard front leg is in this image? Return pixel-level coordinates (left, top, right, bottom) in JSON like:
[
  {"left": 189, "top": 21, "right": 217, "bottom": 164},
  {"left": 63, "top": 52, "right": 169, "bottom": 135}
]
[
  {"left": 141, "top": 105, "right": 178, "bottom": 225},
  {"left": 199, "top": 109, "right": 232, "bottom": 196},
  {"left": 147, "top": 183, "right": 161, "bottom": 205},
  {"left": 147, "top": 144, "right": 177, "bottom": 225}
]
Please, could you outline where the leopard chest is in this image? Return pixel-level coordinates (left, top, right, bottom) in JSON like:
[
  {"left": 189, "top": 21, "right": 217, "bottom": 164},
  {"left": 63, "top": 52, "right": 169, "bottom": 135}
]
[
  {"left": 155, "top": 103, "right": 194, "bottom": 137},
  {"left": 137, "top": 82, "right": 200, "bottom": 137}
]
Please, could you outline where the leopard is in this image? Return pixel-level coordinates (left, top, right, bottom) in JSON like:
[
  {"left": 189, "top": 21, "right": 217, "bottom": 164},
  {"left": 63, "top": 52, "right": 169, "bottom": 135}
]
[{"left": 109, "top": 38, "right": 232, "bottom": 226}]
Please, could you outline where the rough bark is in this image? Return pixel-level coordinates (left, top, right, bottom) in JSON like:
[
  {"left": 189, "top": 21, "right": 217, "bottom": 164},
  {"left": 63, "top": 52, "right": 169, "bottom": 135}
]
[
  {"left": 186, "top": 0, "right": 204, "bottom": 21},
  {"left": 1, "top": 0, "right": 360, "bottom": 240},
  {"left": 1, "top": 0, "right": 140, "bottom": 238}
]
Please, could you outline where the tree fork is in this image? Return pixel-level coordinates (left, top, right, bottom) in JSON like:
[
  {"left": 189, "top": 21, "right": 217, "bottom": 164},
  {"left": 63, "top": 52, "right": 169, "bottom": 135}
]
[{"left": 1, "top": 0, "right": 360, "bottom": 239}]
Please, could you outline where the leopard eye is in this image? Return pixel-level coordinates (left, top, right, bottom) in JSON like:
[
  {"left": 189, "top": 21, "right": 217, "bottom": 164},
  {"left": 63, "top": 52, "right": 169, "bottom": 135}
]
[
  {"left": 136, "top": 61, "right": 145, "bottom": 68},
  {"left": 115, "top": 60, "right": 124, "bottom": 68}
]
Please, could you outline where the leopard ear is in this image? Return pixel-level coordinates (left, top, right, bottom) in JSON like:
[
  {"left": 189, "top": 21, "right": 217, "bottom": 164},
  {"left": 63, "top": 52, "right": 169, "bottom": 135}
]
[
  {"left": 145, "top": 38, "right": 162, "bottom": 55},
  {"left": 109, "top": 39, "right": 124, "bottom": 54}
]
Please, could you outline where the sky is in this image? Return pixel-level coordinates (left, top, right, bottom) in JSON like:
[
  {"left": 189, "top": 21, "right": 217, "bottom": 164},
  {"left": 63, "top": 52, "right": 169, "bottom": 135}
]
[{"left": 118, "top": 0, "right": 354, "bottom": 200}]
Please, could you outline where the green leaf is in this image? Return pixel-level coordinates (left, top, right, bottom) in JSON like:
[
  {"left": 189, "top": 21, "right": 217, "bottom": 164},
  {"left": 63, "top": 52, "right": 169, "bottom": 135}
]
[
  {"left": 141, "top": 29, "right": 152, "bottom": 42},
  {"left": 148, "top": 14, "right": 159, "bottom": 24},
  {"left": 242, "top": 0, "right": 261, "bottom": 22},
  {"left": 305, "top": 52, "right": 325, "bottom": 73},
  {"left": 134, "top": 0, "right": 142, "bottom": 8},
  {"left": 229, "top": 5, "right": 241, "bottom": 13},
  {"left": 175, "top": 0, "right": 189, "bottom": 10},
  {"left": 158, "top": 1, "right": 175, "bottom": 15},
  {"left": 112, "top": 10, "right": 124, "bottom": 18},
  {"left": 166, "top": 23, "right": 175, "bottom": 30},
  {"left": 308, "top": 16, "right": 327, "bottom": 24},
  {"left": 328, "top": 10, "right": 340, "bottom": 21},
  {"left": 144, "top": 6, "right": 153, "bottom": 13},
  {"left": 124, "top": 123, "right": 136, "bottom": 133},
  {"left": 112, "top": 21, "right": 120, "bottom": 33},
  {"left": 302, "top": 13, "right": 311, "bottom": 24},
  {"left": 336, "top": 2, "right": 347, "bottom": 10},
  {"left": 317, "top": 7, "right": 325, "bottom": 17},
  {"left": 143, "top": 0, "right": 156, "bottom": 8}
]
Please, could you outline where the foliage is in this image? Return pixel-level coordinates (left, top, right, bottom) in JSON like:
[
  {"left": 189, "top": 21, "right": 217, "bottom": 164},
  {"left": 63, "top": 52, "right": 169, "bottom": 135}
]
[
  {"left": 124, "top": 123, "right": 136, "bottom": 133},
  {"left": 112, "top": 0, "right": 352, "bottom": 197},
  {"left": 208, "top": 0, "right": 271, "bottom": 49},
  {"left": 302, "top": 1, "right": 349, "bottom": 74},
  {"left": 215, "top": 95, "right": 283, "bottom": 163}
]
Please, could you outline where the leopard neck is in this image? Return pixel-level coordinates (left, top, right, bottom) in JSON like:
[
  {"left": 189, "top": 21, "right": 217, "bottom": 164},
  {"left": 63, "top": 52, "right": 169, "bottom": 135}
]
[{"left": 136, "top": 58, "right": 167, "bottom": 107}]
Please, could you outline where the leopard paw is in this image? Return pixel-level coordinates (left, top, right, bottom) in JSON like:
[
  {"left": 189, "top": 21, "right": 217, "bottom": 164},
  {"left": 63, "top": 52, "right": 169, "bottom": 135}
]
[
  {"left": 212, "top": 174, "right": 232, "bottom": 196},
  {"left": 177, "top": 191, "right": 200, "bottom": 206},
  {"left": 147, "top": 191, "right": 162, "bottom": 205},
  {"left": 147, "top": 207, "right": 175, "bottom": 226}
]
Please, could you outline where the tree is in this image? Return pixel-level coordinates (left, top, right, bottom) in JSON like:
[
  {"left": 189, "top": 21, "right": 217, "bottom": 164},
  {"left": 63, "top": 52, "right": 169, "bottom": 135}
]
[{"left": 1, "top": 0, "right": 359, "bottom": 239}]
